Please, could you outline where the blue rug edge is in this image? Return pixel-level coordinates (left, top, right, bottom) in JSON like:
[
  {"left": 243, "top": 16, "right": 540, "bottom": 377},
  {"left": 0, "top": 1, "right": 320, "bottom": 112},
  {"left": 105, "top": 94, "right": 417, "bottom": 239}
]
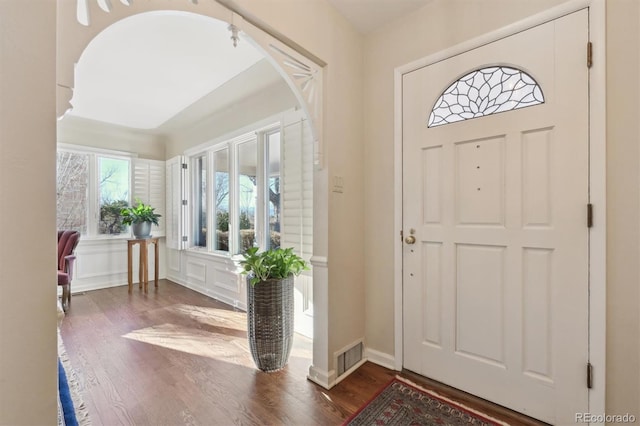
[{"left": 58, "top": 358, "right": 79, "bottom": 426}]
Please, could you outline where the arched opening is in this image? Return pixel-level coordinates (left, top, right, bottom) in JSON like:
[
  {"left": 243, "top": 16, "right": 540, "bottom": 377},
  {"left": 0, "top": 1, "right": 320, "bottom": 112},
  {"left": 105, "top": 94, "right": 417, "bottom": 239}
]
[{"left": 56, "top": 2, "right": 328, "bottom": 393}]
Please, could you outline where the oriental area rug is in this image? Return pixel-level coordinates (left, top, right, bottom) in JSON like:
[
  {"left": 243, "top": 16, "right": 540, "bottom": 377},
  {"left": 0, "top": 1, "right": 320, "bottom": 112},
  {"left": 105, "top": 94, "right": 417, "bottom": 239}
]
[{"left": 343, "top": 376, "right": 510, "bottom": 426}]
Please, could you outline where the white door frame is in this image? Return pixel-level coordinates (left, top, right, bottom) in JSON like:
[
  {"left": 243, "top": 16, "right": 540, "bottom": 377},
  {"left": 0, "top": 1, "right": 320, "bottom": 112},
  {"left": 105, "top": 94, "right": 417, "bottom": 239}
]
[{"left": 393, "top": 0, "right": 606, "bottom": 419}]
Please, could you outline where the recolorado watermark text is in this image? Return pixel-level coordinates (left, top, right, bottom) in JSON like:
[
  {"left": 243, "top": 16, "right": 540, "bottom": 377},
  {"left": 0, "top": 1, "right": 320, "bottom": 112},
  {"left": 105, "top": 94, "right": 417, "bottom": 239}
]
[{"left": 576, "top": 413, "right": 636, "bottom": 423}]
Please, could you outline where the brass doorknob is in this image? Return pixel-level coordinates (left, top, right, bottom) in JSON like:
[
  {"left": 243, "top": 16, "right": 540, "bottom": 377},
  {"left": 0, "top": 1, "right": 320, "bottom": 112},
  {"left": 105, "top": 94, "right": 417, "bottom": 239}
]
[{"left": 405, "top": 235, "right": 416, "bottom": 245}]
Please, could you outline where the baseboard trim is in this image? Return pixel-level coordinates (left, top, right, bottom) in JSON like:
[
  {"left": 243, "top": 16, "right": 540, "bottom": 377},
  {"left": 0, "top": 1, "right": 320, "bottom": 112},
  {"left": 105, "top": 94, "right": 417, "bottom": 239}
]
[
  {"left": 365, "top": 347, "right": 397, "bottom": 371},
  {"left": 71, "top": 280, "right": 127, "bottom": 294},
  {"left": 307, "top": 365, "right": 336, "bottom": 390},
  {"left": 70, "top": 273, "right": 168, "bottom": 294},
  {"left": 168, "top": 275, "right": 247, "bottom": 311}
]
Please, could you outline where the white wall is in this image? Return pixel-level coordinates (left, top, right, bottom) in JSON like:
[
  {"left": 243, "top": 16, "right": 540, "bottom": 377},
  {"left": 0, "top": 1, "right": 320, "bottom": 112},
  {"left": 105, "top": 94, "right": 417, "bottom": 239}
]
[
  {"left": 165, "top": 80, "right": 297, "bottom": 157},
  {"left": 606, "top": 0, "right": 640, "bottom": 416},
  {"left": 58, "top": 114, "right": 166, "bottom": 160},
  {"left": 0, "top": 2, "right": 57, "bottom": 424}
]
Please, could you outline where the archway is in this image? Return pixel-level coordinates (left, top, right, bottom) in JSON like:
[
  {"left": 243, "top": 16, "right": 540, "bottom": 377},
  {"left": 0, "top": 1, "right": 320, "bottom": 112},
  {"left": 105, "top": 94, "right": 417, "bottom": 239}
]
[{"left": 57, "top": 0, "right": 330, "bottom": 388}]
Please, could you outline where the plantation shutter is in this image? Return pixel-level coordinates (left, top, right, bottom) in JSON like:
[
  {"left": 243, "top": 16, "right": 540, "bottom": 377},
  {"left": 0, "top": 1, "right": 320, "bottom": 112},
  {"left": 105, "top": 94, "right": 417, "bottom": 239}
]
[
  {"left": 281, "top": 116, "right": 313, "bottom": 263},
  {"left": 133, "top": 159, "right": 166, "bottom": 236},
  {"left": 165, "top": 155, "right": 187, "bottom": 250}
]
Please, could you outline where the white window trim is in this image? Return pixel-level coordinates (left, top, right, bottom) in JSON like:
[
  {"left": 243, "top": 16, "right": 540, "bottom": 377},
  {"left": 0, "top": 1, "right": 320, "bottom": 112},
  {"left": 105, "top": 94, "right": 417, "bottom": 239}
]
[
  {"left": 186, "top": 124, "right": 281, "bottom": 257},
  {"left": 57, "top": 144, "right": 136, "bottom": 240},
  {"left": 58, "top": 143, "right": 136, "bottom": 158},
  {"left": 210, "top": 146, "right": 230, "bottom": 255}
]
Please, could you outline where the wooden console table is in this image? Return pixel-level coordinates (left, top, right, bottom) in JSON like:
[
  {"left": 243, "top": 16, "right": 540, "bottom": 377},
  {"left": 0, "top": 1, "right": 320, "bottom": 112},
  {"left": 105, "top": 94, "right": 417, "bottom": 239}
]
[{"left": 127, "top": 237, "right": 159, "bottom": 293}]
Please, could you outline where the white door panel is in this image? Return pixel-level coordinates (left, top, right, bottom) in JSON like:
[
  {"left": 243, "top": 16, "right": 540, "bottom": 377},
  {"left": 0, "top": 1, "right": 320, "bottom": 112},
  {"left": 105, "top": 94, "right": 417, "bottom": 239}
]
[{"left": 402, "top": 10, "right": 589, "bottom": 424}]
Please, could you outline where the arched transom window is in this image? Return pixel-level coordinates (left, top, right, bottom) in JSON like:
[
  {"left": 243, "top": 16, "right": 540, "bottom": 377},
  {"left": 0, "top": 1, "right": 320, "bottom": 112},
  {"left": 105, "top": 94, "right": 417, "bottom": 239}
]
[{"left": 428, "top": 66, "right": 544, "bottom": 127}]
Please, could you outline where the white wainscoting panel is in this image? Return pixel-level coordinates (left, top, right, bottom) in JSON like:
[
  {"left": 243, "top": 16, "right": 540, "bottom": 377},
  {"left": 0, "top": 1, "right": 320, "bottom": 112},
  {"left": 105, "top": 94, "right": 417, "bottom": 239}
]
[
  {"left": 168, "top": 249, "right": 181, "bottom": 275},
  {"left": 211, "top": 266, "right": 244, "bottom": 310},
  {"left": 169, "top": 250, "right": 246, "bottom": 310},
  {"left": 186, "top": 260, "right": 207, "bottom": 284},
  {"left": 72, "top": 237, "right": 167, "bottom": 293}
]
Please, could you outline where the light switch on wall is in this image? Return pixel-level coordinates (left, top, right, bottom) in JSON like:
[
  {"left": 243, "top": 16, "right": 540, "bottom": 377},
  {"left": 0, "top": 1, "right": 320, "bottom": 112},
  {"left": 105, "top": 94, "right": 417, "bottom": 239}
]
[{"left": 332, "top": 175, "right": 344, "bottom": 193}]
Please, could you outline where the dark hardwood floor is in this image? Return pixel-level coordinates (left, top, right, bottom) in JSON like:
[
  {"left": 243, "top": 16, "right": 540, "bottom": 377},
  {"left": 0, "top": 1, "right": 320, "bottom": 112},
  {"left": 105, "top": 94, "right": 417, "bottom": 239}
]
[{"left": 59, "top": 280, "right": 546, "bottom": 426}]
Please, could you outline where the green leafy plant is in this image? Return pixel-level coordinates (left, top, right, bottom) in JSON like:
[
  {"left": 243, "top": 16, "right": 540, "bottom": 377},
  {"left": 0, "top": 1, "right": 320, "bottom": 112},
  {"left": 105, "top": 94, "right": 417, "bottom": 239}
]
[
  {"left": 99, "top": 199, "right": 129, "bottom": 234},
  {"left": 216, "top": 211, "right": 229, "bottom": 232},
  {"left": 240, "top": 247, "right": 309, "bottom": 286},
  {"left": 120, "top": 198, "right": 161, "bottom": 226}
]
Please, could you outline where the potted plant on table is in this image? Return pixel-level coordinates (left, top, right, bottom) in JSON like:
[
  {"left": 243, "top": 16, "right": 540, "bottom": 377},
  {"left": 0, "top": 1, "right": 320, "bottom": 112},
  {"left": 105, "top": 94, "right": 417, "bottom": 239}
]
[
  {"left": 120, "top": 199, "right": 161, "bottom": 239},
  {"left": 240, "top": 247, "right": 309, "bottom": 372}
]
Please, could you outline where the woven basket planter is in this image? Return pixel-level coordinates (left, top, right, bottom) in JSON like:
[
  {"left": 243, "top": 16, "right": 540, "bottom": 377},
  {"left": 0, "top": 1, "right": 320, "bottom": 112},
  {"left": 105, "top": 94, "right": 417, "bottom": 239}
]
[{"left": 246, "top": 274, "right": 295, "bottom": 372}]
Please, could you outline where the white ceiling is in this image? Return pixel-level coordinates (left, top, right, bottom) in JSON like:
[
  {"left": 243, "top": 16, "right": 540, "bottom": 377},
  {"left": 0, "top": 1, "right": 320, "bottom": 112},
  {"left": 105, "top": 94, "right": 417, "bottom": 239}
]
[
  {"left": 69, "top": 11, "right": 266, "bottom": 130},
  {"left": 157, "top": 58, "right": 285, "bottom": 133},
  {"left": 326, "top": 0, "right": 433, "bottom": 34},
  {"left": 67, "top": 2, "right": 432, "bottom": 130}
]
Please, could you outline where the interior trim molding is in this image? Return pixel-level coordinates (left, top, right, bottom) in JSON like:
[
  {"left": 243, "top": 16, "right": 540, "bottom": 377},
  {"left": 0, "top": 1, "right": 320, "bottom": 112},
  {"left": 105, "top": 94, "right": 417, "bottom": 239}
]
[
  {"left": 365, "top": 348, "right": 396, "bottom": 371},
  {"left": 310, "top": 255, "right": 328, "bottom": 268},
  {"left": 214, "top": 0, "right": 326, "bottom": 67},
  {"left": 307, "top": 365, "right": 336, "bottom": 390},
  {"left": 71, "top": 280, "right": 127, "bottom": 294}
]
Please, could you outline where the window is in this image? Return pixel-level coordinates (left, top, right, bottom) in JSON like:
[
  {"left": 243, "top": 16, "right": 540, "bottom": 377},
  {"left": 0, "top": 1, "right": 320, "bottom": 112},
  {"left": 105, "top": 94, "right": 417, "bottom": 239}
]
[
  {"left": 266, "top": 131, "right": 281, "bottom": 250},
  {"left": 56, "top": 146, "right": 132, "bottom": 237},
  {"left": 56, "top": 151, "right": 89, "bottom": 234},
  {"left": 428, "top": 66, "right": 544, "bottom": 127},
  {"left": 237, "top": 140, "right": 258, "bottom": 252},
  {"left": 98, "top": 157, "right": 130, "bottom": 235},
  {"left": 188, "top": 127, "right": 282, "bottom": 255},
  {"left": 214, "top": 149, "right": 230, "bottom": 252},
  {"left": 192, "top": 155, "right": 207, "bottom": 248}
]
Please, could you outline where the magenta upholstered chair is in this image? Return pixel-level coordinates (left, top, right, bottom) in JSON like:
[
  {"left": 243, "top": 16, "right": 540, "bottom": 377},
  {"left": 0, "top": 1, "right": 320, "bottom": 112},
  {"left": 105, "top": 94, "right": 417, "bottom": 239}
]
[{"left": 57, "top": 230, "right": 80, "bottom": 312}]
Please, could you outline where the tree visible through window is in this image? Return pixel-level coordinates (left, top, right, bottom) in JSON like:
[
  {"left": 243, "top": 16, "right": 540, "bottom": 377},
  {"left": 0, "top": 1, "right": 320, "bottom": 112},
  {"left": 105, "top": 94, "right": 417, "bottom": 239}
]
[
  {"left": 56, "top": 148, "right": 131, "bottom": 236},
  {"left": 193, "top": 155, "right": 207, "bottom": 248},
  {"left": 189, "top": 127, "right": 282, "bottom": 254},
  {"left": 98, "top": 157, "right": 130, "bottom": 235},
  {"left": 214, "top": 149, "right": 229, "bottom": 252},
  {"left": 57, "top": 151, "right": 89, "bottom": 233},
  {"left": 238, "top": 140, "right": 257, "bottom": 252}
]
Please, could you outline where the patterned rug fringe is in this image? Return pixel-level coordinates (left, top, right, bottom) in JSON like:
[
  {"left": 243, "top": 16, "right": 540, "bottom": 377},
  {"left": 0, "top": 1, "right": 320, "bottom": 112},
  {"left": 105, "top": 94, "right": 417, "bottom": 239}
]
[
  {"left": 394, "top": 375, "right": 511, "bottom": 426},
  {"left": 58, "top": 331, "right": 92, "bottom": 426}
]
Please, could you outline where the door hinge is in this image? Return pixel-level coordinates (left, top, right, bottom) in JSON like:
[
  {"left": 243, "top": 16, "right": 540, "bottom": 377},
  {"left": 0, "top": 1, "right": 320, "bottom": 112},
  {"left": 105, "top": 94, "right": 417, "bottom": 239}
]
[
  {"left": 182, "top": 163, "right": 188, "bottom": 169},
  {"left": 182, "top": 236, "right": 188, "bottom": 242},
  {"left": 587, "top": 362, "right": 593, "bottom": 389},
  {"left": 587, "top": 42, "right": 593, "bottom": 68},
  {"left": 182, "top": 200, "right": 187, "bottom": 206},
  {"left": 587, "top": 203, "right": 593, "bottom": 228}
]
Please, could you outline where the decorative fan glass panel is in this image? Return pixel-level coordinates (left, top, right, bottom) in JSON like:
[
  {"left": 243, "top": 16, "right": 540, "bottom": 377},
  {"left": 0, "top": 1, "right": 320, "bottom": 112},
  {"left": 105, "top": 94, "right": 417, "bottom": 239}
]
[{"left": 428, "top": 66, "right": 544, "bottom": 127}]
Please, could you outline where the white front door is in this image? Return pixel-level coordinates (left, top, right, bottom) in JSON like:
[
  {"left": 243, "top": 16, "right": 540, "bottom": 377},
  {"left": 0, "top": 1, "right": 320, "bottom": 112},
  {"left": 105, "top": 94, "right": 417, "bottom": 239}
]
[{"left": 402, "top": 10, "right": 589, "bottom": 424}]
